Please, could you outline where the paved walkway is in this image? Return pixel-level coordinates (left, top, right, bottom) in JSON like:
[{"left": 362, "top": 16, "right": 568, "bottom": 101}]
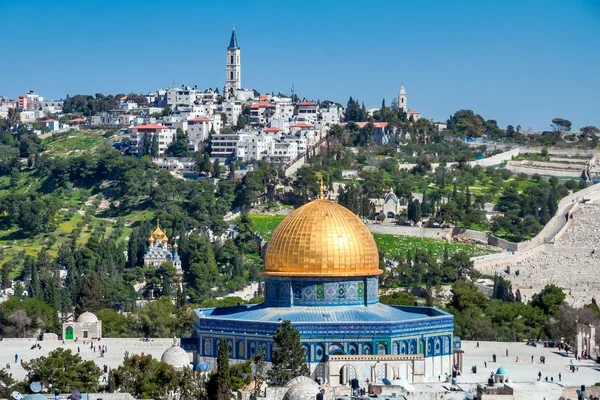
[
  {"left": 0, "top": 338, "right": 174, "bottom": 380},
  {"left": 460, "top": 340, "right": 600, "bottom": 386}
]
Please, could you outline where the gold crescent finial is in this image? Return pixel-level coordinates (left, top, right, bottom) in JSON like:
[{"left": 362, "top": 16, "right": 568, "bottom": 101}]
[
  {"left": 157, "top": 218, "right": 160, "bottom": 228},
  {"left": 319, "top": 179, "right": 324, "bottom": 199}
]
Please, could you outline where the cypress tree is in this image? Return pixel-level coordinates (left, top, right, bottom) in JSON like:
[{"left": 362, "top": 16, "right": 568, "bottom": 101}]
[
  {"left": 215, "top": 339, "right": 230, "bottom": 400},
  {"left": 268, "top": 320, "right": 309, "bottom": 386}
]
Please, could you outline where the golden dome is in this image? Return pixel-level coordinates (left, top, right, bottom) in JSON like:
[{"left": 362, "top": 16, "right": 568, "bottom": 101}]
[
  {"left": 150, "top": 220, "right": 168, "bottom": 242},
  {"left": 264, "top": 199, "right": 381, "bottom": 277}
]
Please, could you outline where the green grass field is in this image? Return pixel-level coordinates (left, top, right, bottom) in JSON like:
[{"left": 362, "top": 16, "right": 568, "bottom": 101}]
[
  {"left": 248, "top": 214, "right": 286, "bottom": 239},
  {"left": 248, "top": 214, "right": 496, "bottom": 260},
  {"left": 43, "top": 132, "right": 110, "bottom": 155},
  {"left": 372, "top": 233, "right": 496, "bottom": 260}
]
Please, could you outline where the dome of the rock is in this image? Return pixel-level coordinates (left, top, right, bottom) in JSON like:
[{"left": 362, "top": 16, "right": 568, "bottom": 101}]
[{"left": 264, "top": 199, "right": 380, "bottom": 277}]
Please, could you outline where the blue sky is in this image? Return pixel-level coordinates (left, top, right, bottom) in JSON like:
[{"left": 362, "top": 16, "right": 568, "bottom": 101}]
[{"left": 1, "top": 0, "right": 599, "bottom": 130}]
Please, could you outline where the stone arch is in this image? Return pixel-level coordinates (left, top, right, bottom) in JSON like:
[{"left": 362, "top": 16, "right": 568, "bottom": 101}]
[
  {"left": 397, "top": 363, "right": 413, "bottom": 381},
  {"left": 339, "top": 364, "right": 358, "bottom": 385},
  {"left": 418, "top": 339, "right": 424, "bottom": 355},
  {"left": 435, "top": 337, "right": 441, "bottom": 355},
  {"left": 377, "top": 342, "right": 387, "bottom": 355},
  {"left": 375, "top": 363, "right": 390, "bottom": 383},
  {"left": 427, "top": 338, "right": 434, "bottom": 356},
  {"left": 409, "top": 339, "right": 416, "bottom": 354}
]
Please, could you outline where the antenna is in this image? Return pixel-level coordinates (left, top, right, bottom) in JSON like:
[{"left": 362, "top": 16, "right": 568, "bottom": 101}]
[{"left": 232, "top": 23, "right": 235, "bottom": 30}]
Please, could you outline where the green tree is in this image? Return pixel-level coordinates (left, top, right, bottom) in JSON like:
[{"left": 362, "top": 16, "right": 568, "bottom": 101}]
[
  {"left": 551, "top": 118, "right": 572, "bottom": 133},
  {"left": 111, "top": 353, "right": 181, "bottom": 399},
  {"left": 531, "top": 284, "right": 566, "bottom": 315},
  {"left": 208, "top": 339, "right": 231, "bottom": 400},
  {"left": 268, "top": 320, "right": 309, "bottom": 386},
  {"left": 23, "top": 348, "right": 102, "bottom": 392},
  {"left": 251, "top": 348, "right": 266, "bottom": 400},
  {"left": 0, "top": 368, "right": 16, "bottom": 398}
]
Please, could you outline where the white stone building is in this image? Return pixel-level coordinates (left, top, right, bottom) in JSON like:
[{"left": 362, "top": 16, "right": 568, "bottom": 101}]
[
  {"left": 166, "top": 87, "right": 200, "bottom": 107},
  {"left": 62, "top": 312, "right": 102, "bottom": 341},
  {"left": 268, "top": 141, "right": 298, "bottom": 165},
  {"left": 249, "top": 101, "right": 276, "bottom": 125},
  {"left": 129, "top": 124, "right": 176, "bottom": 155},
  {"left": 153, "top": 157, "right": 196, "bottom": 172},
  {"left": 295, "top": 101, "right": 318, "bottom": 123},
  {"left": 187, "top": 117, "right": 213, "bottom": 150}
]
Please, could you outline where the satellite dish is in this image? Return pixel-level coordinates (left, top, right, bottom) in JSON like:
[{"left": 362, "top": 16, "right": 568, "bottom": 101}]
[
  {"left": 10, "top": 391, "right": 23, "bottom": 400},
  {"left": 371, "top": 385, "right": 382, "bottom": 395}
]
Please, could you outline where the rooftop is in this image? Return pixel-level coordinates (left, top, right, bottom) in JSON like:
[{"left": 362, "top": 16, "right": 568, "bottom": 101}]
[
  {"left": 132, "top": 124, "right": 167, "bottom": 130},
  {"left": 197, "top": 303, "right": 448, "bottom": 324}
]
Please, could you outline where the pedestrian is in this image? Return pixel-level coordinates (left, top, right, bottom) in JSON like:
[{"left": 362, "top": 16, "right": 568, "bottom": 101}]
[
  {"left": 484, "top": 361, "right": 487, "bottom": 368},
  {"left": 551, "top": 376, "right": 554, "bottom": 382},
  {"left": 62, "top": 339, "right": 65, "bottom": 345},
  {"left": 78, "top": 347, "right": 80, "bottom": 354},
  {"left": 93, "top": 346, "right": 96, "bottom": 353},
  {"left": 505, "top": 349, "right": 508, "bottom": 357},
  {"left": 102, "top": 373, "right": 107, "bottom": 382},
  {"left": 545, "top": 376, "right": 548, "bottom": 382},
  {"left": 532, "top": 355, "right": 534, "bottom": 363},
  {"left": 559, "top": 373, "right": 561, "bottom": 381},
  {"left": 476, "top": 342, "right": 480, "bottom": 348},
  {"left": 14, "top": 354, "right": 18, "bottom": 363},
  {"left": 538, "top": 371, "right": 542, "bottom": 381}
]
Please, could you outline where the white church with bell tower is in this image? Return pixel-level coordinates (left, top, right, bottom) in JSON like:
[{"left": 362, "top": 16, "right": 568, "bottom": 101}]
[
  {"left": 398, "top": 85, "right": 407, "bottom": 112},
  {"left": 225, "top": 26, "right": 241, "bottom": 99}
]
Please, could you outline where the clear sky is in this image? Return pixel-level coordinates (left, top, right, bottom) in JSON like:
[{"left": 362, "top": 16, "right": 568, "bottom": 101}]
[{"left": 1, "top": 0, "right": 599, "bottom": 130}]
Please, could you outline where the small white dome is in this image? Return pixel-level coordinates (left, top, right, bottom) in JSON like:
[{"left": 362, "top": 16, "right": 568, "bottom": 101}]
[
  {"left": 76, "top": 312, "right": 98, "bottom": 323},
  {"left": 283, "top": 382, "right": 320, "bottom": 400},
  {"left": 161, "top": 345, "right": 190, "bottom": 369}
]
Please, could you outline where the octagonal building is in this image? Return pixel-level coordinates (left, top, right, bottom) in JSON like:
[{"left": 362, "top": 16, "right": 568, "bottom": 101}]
[{"left": 185, "top": 194, "right": 455, "bottom": 386}]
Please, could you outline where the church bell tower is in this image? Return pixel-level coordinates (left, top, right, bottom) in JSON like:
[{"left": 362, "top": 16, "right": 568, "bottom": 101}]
[
  {"left": 225, "top": 26, "right": 241, "bottom": 99},
  {"left": 398, "top": 85, "right": 407, "bottom": 112}
]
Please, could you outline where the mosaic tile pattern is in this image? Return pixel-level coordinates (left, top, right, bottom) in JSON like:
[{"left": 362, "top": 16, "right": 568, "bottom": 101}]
[{"left": 266, "top": 277, "right": 379, "bottom": 306}]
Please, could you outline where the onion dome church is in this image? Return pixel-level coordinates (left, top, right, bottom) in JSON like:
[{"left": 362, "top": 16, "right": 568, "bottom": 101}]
[
  {"left": 144, "top": 221, "right": 182, "bottom": 274},
  {"left": 185, "top": 186, "right": 455, "bottom": 386}
]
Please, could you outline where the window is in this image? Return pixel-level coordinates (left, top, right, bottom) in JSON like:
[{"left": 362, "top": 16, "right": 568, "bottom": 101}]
[
  {"left": 83, "top": 331, "right": 88, "bottom": 338},
  {"left": 230, "top": 55, "right": 234, "bottom": 64}
]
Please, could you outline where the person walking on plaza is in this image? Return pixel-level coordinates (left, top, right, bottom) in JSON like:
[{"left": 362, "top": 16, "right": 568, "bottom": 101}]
[
  {"left": 14, "top": 354, "right": 18, "bottom": 363},
  {"left": 538, "top": 371, "right": 542, "bottom": 381},
  {"left": 559, "top": 373, "right": 561, "bottom": 381},
  {"left": 532, "top": 355, "right": 534, "bottom": 363},
  {"left": 506, "top": 349, "right": 508, "bottom": 357}
]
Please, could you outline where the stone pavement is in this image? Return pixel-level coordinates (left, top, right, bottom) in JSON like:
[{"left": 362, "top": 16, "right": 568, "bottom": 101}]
[
  {"left": 0, "top": 337, "right": 174, "bottom": 381},
  {"left": 460, "top": 340, "right": 600, "bottom": 386}
]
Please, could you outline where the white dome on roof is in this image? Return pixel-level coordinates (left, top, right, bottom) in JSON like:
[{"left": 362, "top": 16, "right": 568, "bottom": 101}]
[
  {"left": 76, "top": 312, "right": 98, "bottom": 323},
  {"left": 161, "top": 342, "right": 190, "bottom": 369},
  {"left": 282, "top": 381, "right": 320, "bottom": 400}
]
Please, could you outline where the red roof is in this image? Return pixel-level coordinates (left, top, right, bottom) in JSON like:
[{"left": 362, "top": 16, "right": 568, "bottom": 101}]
[
  {"left": 189, "top": 117, "right": 212, "bottom": 122},
  {"left": 132, "top": 124, "right": 167, "bottom": 130},
  {"left": 407, "top": 110, "right": 421, "bottom": 114},
  {"left": 259, "top": 95, "right": 269, "bottom": 100},
  {"left": 291, "top": 123, "right": 313, "bottom": 128},
  {"left": 265, "top": 126, "right": 283, "bottom": 132},
  {"left": 297, "top": 101, "right": 316, "bottom": 106},
  {"left": 70, "top": 118, "right": 86, "bottom": 123},
  {"left": 250, "top": 101, "right": 275, "bottom": 109}
]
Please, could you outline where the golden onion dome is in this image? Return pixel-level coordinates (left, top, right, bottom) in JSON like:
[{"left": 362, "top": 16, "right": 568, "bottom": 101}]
[
  {"left": 264, "top": 199, "right": 381, "bottom": 277},
  {"left": 151, "top": 220, "right": 168, "bottom": 241}
]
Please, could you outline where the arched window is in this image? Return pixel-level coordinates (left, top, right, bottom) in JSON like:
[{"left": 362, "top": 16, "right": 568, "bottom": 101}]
[
  {"left": 230, "top": 55, "right": 234, "bottom": 64},
  {"left": 238, "top": 342, "right": 245, "bottom": 358},
  {"left": 230, "top": 71, "right": 234, "bottom": 80}
]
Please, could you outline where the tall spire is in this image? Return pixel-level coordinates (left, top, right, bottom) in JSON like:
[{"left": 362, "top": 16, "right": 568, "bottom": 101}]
[
  {"left": 228, "top": 26, "right": 238, "bottom": 49},
  {"left": 319, "top": 179, "right": 324, "bottom": 199}
]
